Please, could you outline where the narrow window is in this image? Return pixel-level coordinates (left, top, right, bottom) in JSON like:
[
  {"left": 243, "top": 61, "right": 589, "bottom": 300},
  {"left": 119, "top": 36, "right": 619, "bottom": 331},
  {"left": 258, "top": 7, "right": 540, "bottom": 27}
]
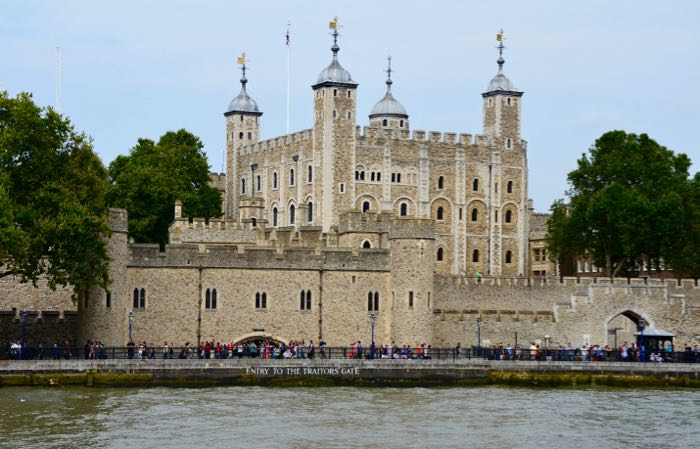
[
  {"left": 133, "top": 288, "right": 138, "bottom": 309},
  {"left": 139, "top": 288, "right": 146, "bottom": 308},
  {"left": 347, "top": 91, "right": 351, "bottom": 98},
  {"left": 391, "top": 173, "right": 395, "bottom": 182},
  {"left": 355, "top": 171, "right": 359, "bottom": 180},
  {"left": 360, "top": 171, "right": 365, "bottom": 181},
  {"left": 272, "top": 207, "right": 278, "bottom": 226},
  {"left": 371, "top": 172, "right": 375, "bottom": 182},
  {"left": 397, "top": 173, "right": 401, "bottom": 183},
  {"left": 382, "top": 119, "right": 388, "bottom": 127},
  {"left": 251, "top": 217, "right": 257, "bottom": 227},
  {"left": 339, "top": 183, "right": 345, "bottom": 193},
  {"left": 376, "top": 172, "right": 381, "bottom": 182},
  {"left": 367, "top": 292, "right": 373, "bottom": 311},
  {"left": 306, "top": 290, "right": 311, "bottom": 310},
  {"left": 241, "top": 178, "right": 246, "bottom": 195},
  {"left": 347, "top": 111, "right": 351, "bottom": 119},
  {"left": 473, "top": 178, "right": 479, "bottom": 191},
  {"left": 505, "top": 251, "right": 512, "bottom": 264},
  {"left": 400, "top": 203, "right": 408, "bottom": 216},
  {"left": 205, "top": 289, "right": 211, "bottom": 309},
  {"left": 362, "top": 240, "right": 371, "bottom": 249},
  {"left": 255, "top": 292, "right": 260, "bottom": 308},
  {"left": 408, "top": 291, "right": 414, "bottom": 308},
  {"left": 374, "top": 292, "right": 380, "bottom": 311},
  {"left": 105, "top": 292, "right": 111, "bottom": 308},
  {"left": 307, "top": 202, "right": 313, "bottom": 223},
  {"left": 507, "top": 138, "right": 512, "bottom": 149},
  {"left": 505, "top": 210, "right": 512, "bottom": 223},
  {"left": 459, "top": 208, "right": 463, "bottom": 220},
  {"left": 471, "top": 208, "right": 478, "bottom": 221},
  {"left": 289, "top": 205, "right": 296, "bottom": 225},
  {"left": 212, "top": 289, "right": 217, "bottom": 309},
  {"left": 256, "top": 175, "right": 261, "bottom": 192},
  {"left": 308, "top": 165, "right": 313, "bottom": 183},
  {"left": 262, "top": 292, "right": 267, "bottom": 308},
  {"left": 362, "top": 201, "right": 370, "bottom": 213},
  {"left": 273, "top": 172, "right": 278, "bottom": 189},
  {"left": 507, "top": 181, "right": 513, "bottom": 193},
  {"left": 437, "top": 247, "right": 444, "bottom": 261},
  {"left": 290, "top": 169, "right": 295, "bottom": 186},
  {"left": 239, "top": 132, "right": 244, "bottom": 139},
  {"left": 495, "top": 210, "right": 498, "bottom": 223},
  {"left": 472, "top": 249, "right": 479, "bottom": 263},
  {"left": 495, "top": 183, "right": 498, "bottom": 193},
  {"left": 400, "top": 119, "right": 404, "bottom": 127},
  {"left": 300, "top": 290, "right": 306, "bottom": 310},
  {"left": 333, "top": 89, "right": 337, "bottom": 97},
  {"left": 507, "top": 98, "right": 511, "bottom": 106},
  {"left": 437, "top": 206, "right": 444, "bottom": 220},
  {"left": 333, "top": 110, "right": 337, "bottom": 119},
  {"left": 438, "top": 176, "right": 445, "bottom": 189},
  {"left": 248, "top": 132, "right": 252, "bottom": 140},
  {"left": 240, "top": 115, "right": 244, "bottom": 122}
]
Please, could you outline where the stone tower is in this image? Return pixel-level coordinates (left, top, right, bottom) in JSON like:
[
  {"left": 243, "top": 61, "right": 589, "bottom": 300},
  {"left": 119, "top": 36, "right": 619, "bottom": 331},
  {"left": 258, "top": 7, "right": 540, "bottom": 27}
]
[
  {"left": 369, "top": 56, "right": 409, "bottom": 130},
  {"left": 311, "top": 27, "right": 358, "bottom": 232},
  {"left": 480, "top": 31, "right": 527, "bottom": 276},
  {"left": 224, "top": 57, "right": 262, "bottom": 220}
]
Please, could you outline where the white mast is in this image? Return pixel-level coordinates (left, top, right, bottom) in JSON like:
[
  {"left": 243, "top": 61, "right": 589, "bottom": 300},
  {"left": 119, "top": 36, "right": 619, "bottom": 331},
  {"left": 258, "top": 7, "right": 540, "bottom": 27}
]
[
  {"left": 286, "top": 21, "right": 291, "bottom": 134},
  {"left": 56, "top": 46, "right": 61, "bottom": 113}
]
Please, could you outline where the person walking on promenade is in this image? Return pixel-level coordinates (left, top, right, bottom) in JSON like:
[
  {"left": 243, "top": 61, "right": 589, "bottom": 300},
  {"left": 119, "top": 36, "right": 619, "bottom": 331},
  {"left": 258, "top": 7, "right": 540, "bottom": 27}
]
[
  {"left": 455, "top": 343, "right": 462, "bottom": 359},
  {"left": 308, "top": 340, "right": 315, "bottom": 359},
  {"left": 356, "top": 341, "right": 363, "bottom": 360},
  {"left": 126, "top": 338, "right": 135, "bottom": 359}
]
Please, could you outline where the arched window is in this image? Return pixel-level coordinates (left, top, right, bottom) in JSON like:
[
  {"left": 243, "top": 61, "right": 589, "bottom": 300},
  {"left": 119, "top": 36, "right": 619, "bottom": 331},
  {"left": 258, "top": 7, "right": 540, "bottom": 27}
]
[
  {"left": 132, "top": 288, "right": 138, "bottom": 309},
  {"left": 506, "top": 138, "right": 512, "bottom": 149},
  {"left": 376, "top": 172, "right": 381, "bottom": 182},
  {"left": 382, "top": 119, "right": 388, "bottom": 127},
  {"left": 396, "top": 173, "right": 401, "bottom": 183},
  {"left": 367, "top": 292, "right": 373, "bottom": 311},
  {"left": 256, "top": 292, "right": 267, "bottom": 308},
  {"left": 241, "top": 178, "right": 246, "bottom": 195},
  {"left": 251, "top": 217, "right": 257, "bottom": 227},
  {"left": 362, "top": 240, "right": 371, "bottom": 249},
  {"left": 255, "top": 292, "right": 260, "bottom": 308},
  {"left": 472, "top": 249, "right": 479, "bottom": 263},
  {"left": 289, "top": 205, "right": 295, "bottom": 225},
  {"left": 211, "top": 289, "right": 217, "bottom": 309},
  {"left": 273, "top": 172, "right": 278, "bottom": 189},
  {"left": 399, "top": 119, "right": 404, "bottom": 127},
  {"left": 205, "top": 288, "right": 211, "bottom": 309},
  {"left": 505, "top": 210, "right": 512, "bottom": 223},
  {"left": 374, "top": 292, "right": 380, "bottom": 311},
  {"left": 139, "top": 288, "right": 146, "bottom": 308},
  {"left": 437, "top": 206, "right": 444, "bottom": 220},
  {"left": 239, "top": 132, "right": 244, "bottom": 139},
  {"left": 505, "top": 251, "right": 512, "bottom": 264},
  {"left": 289, "top": 169, "right": 295, "bottom": 186},
  {"left": 360, "top": 171, "right": 365, "bottom": 181},
  {"left": 362, "top": 201, "right": 370, "bottom": 213},
  {"left": 400, "top": 203, "right": 408, "bottom": 216},
  {"left": 473, "top": 178, "right": 479, "bottom": 191},
  {"left": 471, "top": 208, "right": 478, "bottom": 221},
  {"left": 333, "top": 89, "right": 337, "bottom": 97},
  {"left": 437, "top": 247, "right": 444, "bottom": 261},
  {"left": 507, "top": 181, "right": 513, "bottom": 193},
  {"left": 307, "top": 202, "right": 313, "bottom": 223},
  {"left": 370, "top": 172, "right": 375, "bottom": 182},
  {"left": 240, "top": 115, "right": 244, "bottom": 122},
  {"left": 438, "top": 176, "right": 445, "bottom": 189},
  {"left": 300, "top": 290, "right": 305, "bottom": 310},
  {"left": 307, "top": 165, "right": 313, "bottom": 182},
  {"left": 306, "top": 290, "right": 311, "bottom": 310},
  {"left": 355, "top": 171, "right": 359, "bottom": 180},
  {"left": 272, "top": 207, "right": 278, "bottom": 227}
]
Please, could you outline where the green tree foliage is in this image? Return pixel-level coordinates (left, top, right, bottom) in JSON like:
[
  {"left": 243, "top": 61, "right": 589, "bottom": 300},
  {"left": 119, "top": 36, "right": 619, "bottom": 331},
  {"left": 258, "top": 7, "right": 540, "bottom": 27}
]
[
  {"left": 107, "top": 129, "right": 221, "bottom": 247},
  {"left": 547, "top": 130, "right": 699, "bottom": 278},
  {"left": 0, "top": 91, "right": 111, "bottom": 297}
]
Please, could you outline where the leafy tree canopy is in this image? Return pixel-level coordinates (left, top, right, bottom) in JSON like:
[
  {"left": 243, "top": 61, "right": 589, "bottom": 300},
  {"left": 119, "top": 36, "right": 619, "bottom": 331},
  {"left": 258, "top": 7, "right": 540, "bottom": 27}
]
[
  {"left": 547, "top": 130, "right": 699, "bottom": 278},
  {"left": 107, "top": 129, "right": 221, "bottom": 247},
  {"left": 0, "top": 91, "right": 111, "bottom": 296}
]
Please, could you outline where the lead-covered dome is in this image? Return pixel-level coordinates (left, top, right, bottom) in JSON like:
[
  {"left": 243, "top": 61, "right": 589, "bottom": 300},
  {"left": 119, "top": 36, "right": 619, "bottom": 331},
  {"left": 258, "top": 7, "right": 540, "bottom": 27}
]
[
  {"left": 225, "top": 66, "right": 262, "bottom": 116},
  {"left": 369, "top": 69, "right": 408, "bottom": 118},
  {"left": 312, "top": 30, "right": 358, "bottom": 89}
]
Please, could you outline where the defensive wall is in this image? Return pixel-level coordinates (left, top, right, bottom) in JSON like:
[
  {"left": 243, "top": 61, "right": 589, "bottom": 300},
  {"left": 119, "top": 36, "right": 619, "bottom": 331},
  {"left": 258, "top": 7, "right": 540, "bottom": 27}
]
[{"left": 1, "top": 359, "right": 698, "bottom": 389}]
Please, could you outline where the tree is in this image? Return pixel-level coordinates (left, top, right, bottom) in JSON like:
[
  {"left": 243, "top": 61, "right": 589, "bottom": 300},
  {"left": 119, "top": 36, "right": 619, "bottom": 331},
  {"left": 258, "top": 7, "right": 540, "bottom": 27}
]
[
  {"left": 107, "top": 129, "right": 221, "bottom": 247},
  {"left": 0, "top": 91, "right": 111, "bottom": 297},
  {"left": 547, "top": 130, "right": 699, "bottom": 278}
]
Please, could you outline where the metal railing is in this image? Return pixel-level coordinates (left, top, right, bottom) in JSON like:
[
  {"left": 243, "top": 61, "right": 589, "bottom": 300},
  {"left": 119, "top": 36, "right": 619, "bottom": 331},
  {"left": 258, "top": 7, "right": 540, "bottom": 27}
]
[{"left": 2, "top": 345, "right": 699, "bottom": 363}]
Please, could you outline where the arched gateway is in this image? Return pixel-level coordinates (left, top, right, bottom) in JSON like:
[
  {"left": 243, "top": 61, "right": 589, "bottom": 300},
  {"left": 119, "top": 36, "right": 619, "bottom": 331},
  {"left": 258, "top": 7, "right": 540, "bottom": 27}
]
[
  {"left": 604, "top": 309, "right": 654, "bottom": 347},
  {"left": 231, "top": 332, "right": 287, "bottom": 347}
]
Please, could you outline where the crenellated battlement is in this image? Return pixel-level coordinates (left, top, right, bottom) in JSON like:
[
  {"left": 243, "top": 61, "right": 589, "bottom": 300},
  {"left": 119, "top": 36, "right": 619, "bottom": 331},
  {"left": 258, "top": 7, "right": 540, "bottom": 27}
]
[
  {"left": 353, "top": 126, "right": 499, "bottom": 151},
  {"left": 437, "top": 275, "right": 699, "bottom": 290},
  {"left": 127, "top": 242, "right": 391, "bottom": 271},
  {"left": 238, "top": 128, "right": 313, "bottom": 155}
]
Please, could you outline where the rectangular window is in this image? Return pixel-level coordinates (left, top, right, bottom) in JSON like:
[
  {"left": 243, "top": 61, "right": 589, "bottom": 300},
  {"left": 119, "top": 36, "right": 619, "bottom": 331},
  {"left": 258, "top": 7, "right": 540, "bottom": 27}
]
[
  {"left": 105, "top": 292, "right": 111, "bottom": 308},
  {"left": 408, "top": 291, "right": 414, "bottom": 308}
]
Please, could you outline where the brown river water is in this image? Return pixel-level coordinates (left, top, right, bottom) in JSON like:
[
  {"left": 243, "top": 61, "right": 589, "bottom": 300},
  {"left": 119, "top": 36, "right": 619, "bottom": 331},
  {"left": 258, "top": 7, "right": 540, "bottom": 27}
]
[{"left": 0, "top": 386, "right": 697, "bottom": 449}]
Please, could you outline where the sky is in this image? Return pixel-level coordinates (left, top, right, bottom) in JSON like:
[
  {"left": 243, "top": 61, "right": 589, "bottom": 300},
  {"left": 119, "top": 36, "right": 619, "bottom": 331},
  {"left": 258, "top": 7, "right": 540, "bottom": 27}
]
[{"left": 1, "top": 1, "right": 698, "bottom": 212}]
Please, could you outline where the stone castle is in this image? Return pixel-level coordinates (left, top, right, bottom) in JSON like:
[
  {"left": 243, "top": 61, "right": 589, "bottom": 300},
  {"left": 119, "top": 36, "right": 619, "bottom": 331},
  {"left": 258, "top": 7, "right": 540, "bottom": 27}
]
[{"left": 1, "top": 28, "right": 698, "bottom": 350}]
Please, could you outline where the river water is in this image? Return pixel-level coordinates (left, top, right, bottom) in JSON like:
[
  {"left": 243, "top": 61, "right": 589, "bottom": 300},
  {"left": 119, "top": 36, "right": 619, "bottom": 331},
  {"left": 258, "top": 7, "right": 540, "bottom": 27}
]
[{"left": 0, "top": 387, "right": 697, "bottom": 449}]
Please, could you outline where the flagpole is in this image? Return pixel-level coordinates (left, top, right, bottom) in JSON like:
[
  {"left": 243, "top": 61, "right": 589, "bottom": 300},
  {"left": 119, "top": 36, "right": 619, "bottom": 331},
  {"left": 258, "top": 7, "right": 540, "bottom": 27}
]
[{"left": 286, "top": 21, "right": 291, "bottom": 135}]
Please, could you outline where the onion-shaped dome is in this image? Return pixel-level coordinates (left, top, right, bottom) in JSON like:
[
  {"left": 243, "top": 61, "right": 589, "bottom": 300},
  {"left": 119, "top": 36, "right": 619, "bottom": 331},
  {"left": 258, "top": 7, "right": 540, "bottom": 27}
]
[
  {"left": 369, "top": 66, "right": 408, "bottom": 118},
  {"left": 313, "top": 30, "right": 357, "bottom": 88}
]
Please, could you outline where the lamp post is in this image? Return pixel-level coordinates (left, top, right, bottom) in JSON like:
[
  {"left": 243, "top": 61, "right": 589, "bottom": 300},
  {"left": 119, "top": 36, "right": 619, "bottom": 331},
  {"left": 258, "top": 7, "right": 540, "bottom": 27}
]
[
  {"left": 369, "top": 312, "right": 376, "bottom": 359},
  {"left": 639, "top": 316, "right": 646, "bottom": 363},
  {"left": 128, "top": 311, "right": 135, "bottom": 340},
  {"left": 20, "top": 311, "right": 27, "bottom": 360},
  {"left": 476, "top": 317, "right": 482, "bottom": 357}
]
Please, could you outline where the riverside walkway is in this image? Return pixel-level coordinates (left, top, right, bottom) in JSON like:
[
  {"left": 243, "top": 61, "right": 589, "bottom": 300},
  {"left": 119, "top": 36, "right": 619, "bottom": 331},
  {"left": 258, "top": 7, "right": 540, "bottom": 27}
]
[{"left": 1, "top": 359, "right": 699, "bottom": 388}]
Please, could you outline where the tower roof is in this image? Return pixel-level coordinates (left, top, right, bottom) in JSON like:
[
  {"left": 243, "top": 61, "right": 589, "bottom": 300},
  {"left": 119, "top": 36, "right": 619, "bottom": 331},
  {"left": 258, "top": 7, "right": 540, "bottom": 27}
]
[
  {"left": 483, "top": 30, "right": 523, "bottom": 97},
  {"left": 226, "top": 55, "right": 262, "bottom": 116},
  {"left": 313, "top": 20, "right": 358, "bottom": 88},
  {"left": 370, "top": 55, "right": 408, "bottom": 118}
]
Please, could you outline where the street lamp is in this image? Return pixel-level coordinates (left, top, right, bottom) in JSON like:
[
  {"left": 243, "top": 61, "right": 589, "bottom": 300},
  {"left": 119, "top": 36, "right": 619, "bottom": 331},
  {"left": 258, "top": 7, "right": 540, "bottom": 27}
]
[
  {"left": 20, "top": 311, "right": 27, "bottom": 360},
  {"left": 369, "top": 312, "right": 376, "bottom": 360},
  {"left": 639, "top": 316, "right": 646, "bottom": 363},
  {"left": 476, "top": 316, "right": 482, "bottom": 357},
  {"left": 128, "top": 311, "right": 135, "bottom": 340}
]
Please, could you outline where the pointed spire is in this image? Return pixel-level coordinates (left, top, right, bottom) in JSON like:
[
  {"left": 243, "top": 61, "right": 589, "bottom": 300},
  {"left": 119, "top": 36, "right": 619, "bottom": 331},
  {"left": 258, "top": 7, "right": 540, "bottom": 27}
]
[
  {"left": 238, "top": 53, "right": 248, "bottom": 91},
  {"left": 330, "top": 16, "right": 340, "bottom": 57},
  {"left": 384, "top": 54, "right": 393, "bottom": 93},
  {"left": 496, "top": 29, "right": 505, "bottom": 74}
]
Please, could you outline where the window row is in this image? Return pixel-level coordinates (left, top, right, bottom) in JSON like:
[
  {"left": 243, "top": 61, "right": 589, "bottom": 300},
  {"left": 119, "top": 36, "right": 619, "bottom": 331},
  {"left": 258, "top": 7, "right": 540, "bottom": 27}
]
[
  {"left": 355, "top": 170, "right": 381, "bottom": 182},
  {"left": 380, "top": 118, "right": 406, "bottom": 128},
  {"left": 242, "top": 166, "right": 314, "bottom": 195},
  {"left": 468, "top": 249, "right": 514, "bottom": 263},
  {"left": 471, "top": 178, "right": 515, "bottom": 193},
  {"left": 468, "top": 208, "right": 515, "bottom": 223},
  {"left": 270, "top": 202, "right": 313, "bottom": 226},
  {"left": 316, "top": 89, "right": 353, "bottom": 99}
]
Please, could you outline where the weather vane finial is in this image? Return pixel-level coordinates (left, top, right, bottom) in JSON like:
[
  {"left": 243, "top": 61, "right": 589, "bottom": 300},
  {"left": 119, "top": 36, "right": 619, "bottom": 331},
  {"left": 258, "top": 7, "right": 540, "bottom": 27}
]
[
  {"left": 236, "top": 52, "right": 248, "bottom": 85},
  {"left": 496, "top": 29, "right": 506, "bottom": 73}
]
